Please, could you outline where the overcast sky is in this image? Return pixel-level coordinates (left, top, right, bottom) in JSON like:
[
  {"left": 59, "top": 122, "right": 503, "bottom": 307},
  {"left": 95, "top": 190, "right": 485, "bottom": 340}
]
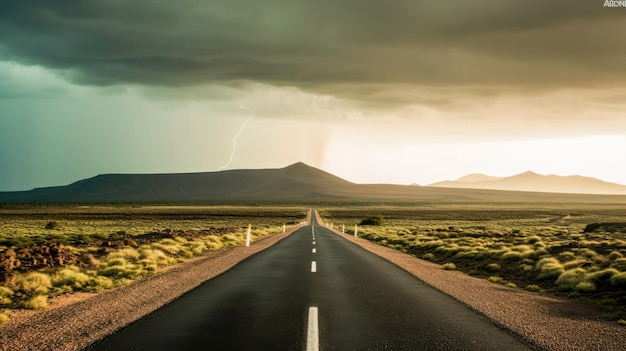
[{"left": 1, "top": 1, "right": 626, "bottom": 191}]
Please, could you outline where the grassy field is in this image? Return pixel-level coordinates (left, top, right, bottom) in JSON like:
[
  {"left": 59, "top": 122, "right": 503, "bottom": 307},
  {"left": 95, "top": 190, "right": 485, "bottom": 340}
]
[
  {"left": 0, "top": 205, "right": 308, "bottom": 322},
  {"left": 319, "top": 203, "right": 626, "bottom": 322}
]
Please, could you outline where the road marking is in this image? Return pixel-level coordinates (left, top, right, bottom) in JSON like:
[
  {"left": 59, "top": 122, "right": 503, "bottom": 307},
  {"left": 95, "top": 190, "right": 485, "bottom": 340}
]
[
  {"left": 312, "top": 248, "right": 316, "bottom": 253},
  {"left": 313, "top": 241, "right": 315, "bottom": 245},
  {"left": 311, "top": 261, "right": 317, "bottom": 273},
  {"left": 306, "top": 307, "right": 319, "bottom": 351}
]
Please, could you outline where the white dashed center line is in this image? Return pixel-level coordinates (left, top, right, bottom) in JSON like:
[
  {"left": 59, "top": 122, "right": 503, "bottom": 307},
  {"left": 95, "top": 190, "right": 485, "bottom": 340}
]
[
  {"left": 306, "top": 307, "right": 319, "bottom": 351},
  {"left": 312, "top": 248, "right": 316, "bottom": 253},
  {"left": 311, "top": 261, "right": 317, "bottom": 273}
]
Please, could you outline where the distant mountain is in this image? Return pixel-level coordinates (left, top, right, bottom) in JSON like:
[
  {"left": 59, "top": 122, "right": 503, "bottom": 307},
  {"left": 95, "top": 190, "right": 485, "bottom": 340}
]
[
  {"left": 429, "top": 171, "right": 626, "bottom": 195},
  {"left": 455, "top": 174, "right": 504, "bottom": 183},
  {"left": 2, "top": 163, "right": 626, "bottom": 203},
  {"left": 0, "top": 163, "right": 352, "bottom": 203}
]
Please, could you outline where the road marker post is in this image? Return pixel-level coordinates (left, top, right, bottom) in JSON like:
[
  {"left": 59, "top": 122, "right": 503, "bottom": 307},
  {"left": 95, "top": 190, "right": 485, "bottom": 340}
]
[
  {"left": 342, "top": 224, "right": 345, "bottom": 234},
  {"left": 354, "top": 224, "right": 358, "bottom": 237},
  {"left": 283, "top": 223, "right": 286, "bottom": 233},
  {"left": 246, "top": 224, "right": 251, "bottom": 247}
]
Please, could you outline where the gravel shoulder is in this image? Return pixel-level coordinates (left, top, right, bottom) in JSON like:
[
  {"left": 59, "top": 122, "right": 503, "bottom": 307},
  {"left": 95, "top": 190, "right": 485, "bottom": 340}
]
[
  {"left": 0, "top": 216, "right": 309, "bottom": 351},
  {"left": 319, "top": 213, "right": 626, "bottom": 350}
]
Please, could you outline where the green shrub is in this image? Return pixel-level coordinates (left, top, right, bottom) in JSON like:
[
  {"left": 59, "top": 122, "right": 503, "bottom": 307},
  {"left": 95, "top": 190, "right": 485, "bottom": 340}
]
[
  {"left": 0, "top": 287, "right": 13, "bottom": 305},
  {"left": 442, "top": 263, "right": 456, "bottom": 270},
  {"left": 488, "top": 276, "right": 507, "bottom": 285},
  {"left": 16, "top": 272, "right": 52, "bottom": 294},
  {"left": 611, "top": 258, "right": 626, "bottom": 271},
  {"left": 563, "top": 260, "right": 589, "bottom": 270},
  {"left": 501, "top": 251, "right": 522, "bottom": 261},
  {"left": 486, "top": 263, "right": 501, "bottom": 272},
  {"left": 110, "top": 248, "right": 141, "bottom": 261},
  {"left": 151, "top": 241, "right": 181, "bottom": 255},
  {"left": 575, "top": 248, "right": 599, "bottom": 260},
  {"left": 556, "top": 268, "right": 588, "bottom": 290},
  {"left": 104, "top": 257, "right": 127, "bottom": 267},
  {"left": 22, "top": 295, "right": 48, "bottom": 310},
  {"left": 360, "top": 216, "right": 384, "bottom": 226},
  {"left": 611, "top": 272, "right": 626, "bottom": 287},
  {"left": 87, "top": 276, "right": 114, "bottom": 291},
  {"left": 421, "top": 253, "right": 435, "bottom": 261},
  {"left": 185, "top": 241, "right": 207, "bottom": 255},
  {"left": 608, "top": 251, "right": 623, "bottom": 261},
  {"left": 519, "top": 264, "right": 534, "bottom": 273},
  {"left": 52, "top": 267, "right": 92, "bottom": 289},
  {"left": 44, "top": 221, "right": 58, "bottom": 230},
  {"left": 138, "top": 248, "right": 174, "bottom": 266},
  {"left": 587, "top": 268, "right": 619, "bottom": 283},
  {"left": 0, "top": 311, "right": 9, "bottom": 324},
  {"left": 526, "top": 284, "right": 542, "bottom": 292},
  {"left": 618, "top": 319, "right": 626, "bottom": 326},
  {"left": 505, "top": 282, "right": 517, "bottom": 288},
  {"left": 575, "top": 281, "right": 596, "bottom": 292},
  {"left": 536, "top": 258, "right": 565, "bottom": 280}
]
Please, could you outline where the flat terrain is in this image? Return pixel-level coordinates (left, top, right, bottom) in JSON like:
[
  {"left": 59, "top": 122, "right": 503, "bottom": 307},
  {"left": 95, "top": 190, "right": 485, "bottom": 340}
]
[
  {"left": 88, "top": 212, "right": 531, "bottom": 350},
  {"left": 0, "top": 205, "right": 309, "bottom": 321},
  {"left": 320, "top": 204, "right": 626, "bottom": 320},
  {"left": 1, "top": 207, "right": 624, "bottom": 350}
]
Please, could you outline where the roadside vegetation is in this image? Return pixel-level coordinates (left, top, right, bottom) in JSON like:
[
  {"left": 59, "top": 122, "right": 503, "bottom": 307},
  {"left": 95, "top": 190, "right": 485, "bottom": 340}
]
[
  {"left": 320, "top": 204, "right": 626, "bottom": 321},
  {"left": 0, "top": 205, "right": 307, "bottom": 323}
]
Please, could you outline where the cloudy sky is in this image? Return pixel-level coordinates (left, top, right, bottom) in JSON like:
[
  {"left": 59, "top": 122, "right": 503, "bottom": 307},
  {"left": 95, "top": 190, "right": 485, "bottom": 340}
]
[{"left": 1, "top": 1, "right": 626, "bottom": 191}]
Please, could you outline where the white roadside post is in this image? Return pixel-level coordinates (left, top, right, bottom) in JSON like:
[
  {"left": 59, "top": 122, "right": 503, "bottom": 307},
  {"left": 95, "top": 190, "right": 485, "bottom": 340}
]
[
  {"left": 246, "top": 224, "right": 251, "bottom": 247},
  {"left": 283, "top": 223, "right": 286, "bottom": 233},
  {"left": 354, "top": 224, "right": 358, "bottom": 237},
  {"left": 330, "top": 223, "right": 333, "bottom": 229},
  {"left": 342, "top": 224, "right": 345, "bottom": 234}
]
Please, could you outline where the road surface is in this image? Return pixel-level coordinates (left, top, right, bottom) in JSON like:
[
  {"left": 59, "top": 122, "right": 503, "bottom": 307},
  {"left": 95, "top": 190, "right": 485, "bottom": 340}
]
[{"left": 88, "top": 211, "right": 533, "bottom": 350}]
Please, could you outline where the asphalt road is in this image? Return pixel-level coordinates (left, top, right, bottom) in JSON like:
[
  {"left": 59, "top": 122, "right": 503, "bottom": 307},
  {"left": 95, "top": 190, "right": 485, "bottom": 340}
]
[{"left": 87, "top": 211, "right": 533, "bottom": 351}]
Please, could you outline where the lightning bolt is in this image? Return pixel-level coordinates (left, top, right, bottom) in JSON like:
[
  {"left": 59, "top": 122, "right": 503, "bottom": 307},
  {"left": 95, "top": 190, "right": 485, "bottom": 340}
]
[{"left": 218, "top": 105, "right": 255, "bottom": 171}]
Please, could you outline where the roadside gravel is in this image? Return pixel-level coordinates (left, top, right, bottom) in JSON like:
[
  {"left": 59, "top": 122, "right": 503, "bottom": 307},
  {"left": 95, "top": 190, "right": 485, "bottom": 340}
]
[
  {"left": 0, "top": 215, "right": 309, "bottom": 351},
  {"left": 320, "top": 212, "right": 626, "bottom": 351}
]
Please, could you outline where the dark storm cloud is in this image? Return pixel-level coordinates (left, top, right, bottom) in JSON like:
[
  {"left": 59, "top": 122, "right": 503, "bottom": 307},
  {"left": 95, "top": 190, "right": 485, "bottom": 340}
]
[{"left": 1, "top": 0, "right": 625, "bottom": 99}]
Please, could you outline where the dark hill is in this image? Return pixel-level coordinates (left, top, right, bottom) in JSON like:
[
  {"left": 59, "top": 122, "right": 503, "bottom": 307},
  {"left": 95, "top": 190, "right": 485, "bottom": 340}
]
[{"left": 2, "top": 163, "right": 626, "bottom": 203}]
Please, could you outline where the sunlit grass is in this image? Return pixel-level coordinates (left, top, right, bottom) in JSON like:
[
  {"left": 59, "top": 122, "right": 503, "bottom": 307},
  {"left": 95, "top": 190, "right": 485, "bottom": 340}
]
[
  {"left": 320, "top": 204, "right": 626, "bottom": 319},
  {"left": 0, "top": 205, "right": 308, "bottom": 322}
]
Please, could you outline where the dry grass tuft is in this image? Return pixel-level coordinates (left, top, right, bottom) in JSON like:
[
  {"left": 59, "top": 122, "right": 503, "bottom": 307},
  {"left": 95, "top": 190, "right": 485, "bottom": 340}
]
[
  {"left": 0, "top": 310, "right": 9, "bottom": 324},
  {"left": 0, "top": 286, "right": 13, "bottom": 305},
  {"left": 22, "top": 295, "right": 48, "bottom": 310},
  {"left": 15, "top": 272, "right": 52, "bottom": 294},
  {"left": 442, "top": 262, "right": 456, "bottom": 270}
]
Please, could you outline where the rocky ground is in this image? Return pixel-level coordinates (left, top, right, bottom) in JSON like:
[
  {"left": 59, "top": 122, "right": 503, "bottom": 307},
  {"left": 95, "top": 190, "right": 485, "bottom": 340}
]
[{"left": 0, "top": 227, "right": 236, "bottom": 285}]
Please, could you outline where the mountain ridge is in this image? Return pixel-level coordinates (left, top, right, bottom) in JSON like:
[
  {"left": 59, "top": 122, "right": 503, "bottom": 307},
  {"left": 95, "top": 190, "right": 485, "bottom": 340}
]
[
  {"left": 1, "top": 163, "right": 626, "bottom": 203},
  {"left": 429, "top": 171, "right": 626, "bottom": 195}
]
